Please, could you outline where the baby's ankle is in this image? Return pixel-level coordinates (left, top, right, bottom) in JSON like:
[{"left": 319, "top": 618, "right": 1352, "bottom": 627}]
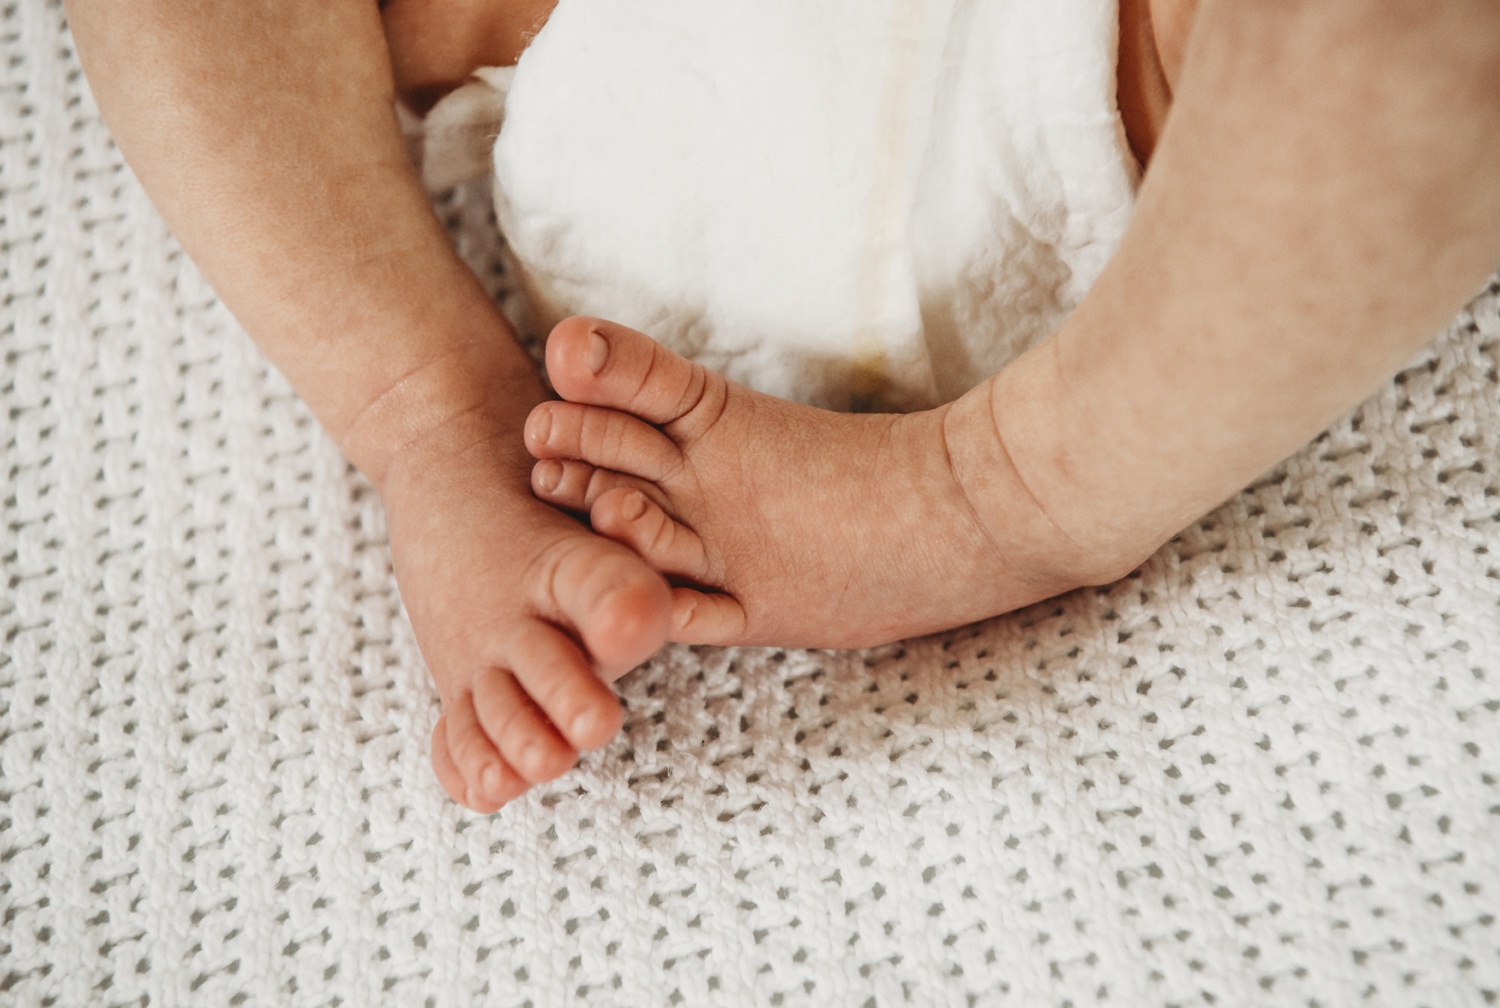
[
  {"left": 340, "top": 342, "right": 547, "bottom": 497},
  {"left": 940, "top": 373, "right": 1141, "bottom": 596}
]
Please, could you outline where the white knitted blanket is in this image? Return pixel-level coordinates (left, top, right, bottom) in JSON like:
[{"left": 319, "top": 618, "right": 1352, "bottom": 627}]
[{"left": 4, "top": 5, "right": 1499, "bottom": 1006}]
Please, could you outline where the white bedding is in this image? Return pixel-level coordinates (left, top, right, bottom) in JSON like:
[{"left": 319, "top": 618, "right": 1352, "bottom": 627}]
[{"left": 3, "top": 4, "right": 1499, "bottom": 1005}]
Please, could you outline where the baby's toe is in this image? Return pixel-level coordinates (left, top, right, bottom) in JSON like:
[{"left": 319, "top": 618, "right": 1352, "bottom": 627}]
[
  {"left": 531, "top": 457, "right": 667, "bottom": 516},
  {"left": 507, "top": 621, "right": 623, "bottom": 751},
  {"left": 443, "top": 691, "right": 529, "bottom": 809},
  {"left": 537, "top": 534, "right": 672, "bottom": 681},
  {"left": 525, "top": 400, "right": 681, "bottom": 484},
  {"left": 545, "top": 317, "right": 725, "bottom": 435},
  {"left": 591, "top": 487, "right": 712, "bottom": 586},
  {"left": 668, "top": 587, "right": 750, "bottom": 647},
  {"left": 472, "top": 666, "right": 579, "bottom": 784},
  {"left": 430, "top": 715, "right": 477, "bottom": 809}
]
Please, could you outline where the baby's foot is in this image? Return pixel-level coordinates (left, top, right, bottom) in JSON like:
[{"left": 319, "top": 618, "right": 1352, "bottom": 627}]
[
  {"left": 378, "top": 407, "right": 671, "bottom": 813},
  {"left": 525, "top": 318, "right": 1099, "bottom": 649}
]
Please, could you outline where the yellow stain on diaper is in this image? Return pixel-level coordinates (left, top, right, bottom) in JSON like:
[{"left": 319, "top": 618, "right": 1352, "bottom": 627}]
[
  {"left": 849, "top": 358, "right": 889, "bottom": 413},
  {"left": 850, "top": 0, "right": 928, "bottom": 413}
]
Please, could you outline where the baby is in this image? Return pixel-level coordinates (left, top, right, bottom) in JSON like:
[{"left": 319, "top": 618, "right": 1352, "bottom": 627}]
[{"left": 65, "top": 0, "right": 1500, "bottom": 814}]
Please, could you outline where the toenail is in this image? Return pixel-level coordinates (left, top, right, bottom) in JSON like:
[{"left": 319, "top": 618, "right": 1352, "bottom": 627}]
[
  {"left": 519, "top": 741, "right": 544, "bottom": 776},
  {"left": 585, "top": 329, "right": 609, "bottom": 374},
  {"left": 535, "top": 459, "right": 563, "bottom": 493},
  {"left": 527, "top": 409, "right": 552, "bottom": 446},
  {"left": 570, "top": 710, "right": 599, "bottom": 745},
  {"left": 622, "top": 492, "right": 647, "bottom": 521},
  {"left": 481, "top": 763, "right": 503, "bottom": 798}
]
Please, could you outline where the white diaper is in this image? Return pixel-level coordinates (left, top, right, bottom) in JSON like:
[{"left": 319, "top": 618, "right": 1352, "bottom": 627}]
[{"left": 424, "top": 0, "right": 1139, "bottom": 411}]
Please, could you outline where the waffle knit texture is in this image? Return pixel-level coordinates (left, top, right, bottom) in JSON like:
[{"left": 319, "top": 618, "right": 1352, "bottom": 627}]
[{"left": 3, "top": 4, "right": 1500, "bottom": 1006}]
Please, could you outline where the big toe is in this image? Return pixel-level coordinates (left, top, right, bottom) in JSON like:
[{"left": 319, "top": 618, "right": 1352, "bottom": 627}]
[
  {"left": 537, "top": 532, "right": 672, "bottom": 681},
  {"left": 546, "top": 317, "right": 718, "bottom": 428}
]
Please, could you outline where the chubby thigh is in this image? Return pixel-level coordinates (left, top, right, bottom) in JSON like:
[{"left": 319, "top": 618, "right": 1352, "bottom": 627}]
[{"left": 380, "top": 0, "right": 559, "bottom": 110}]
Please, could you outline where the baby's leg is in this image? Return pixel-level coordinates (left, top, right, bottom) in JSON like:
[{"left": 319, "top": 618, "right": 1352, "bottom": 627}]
[
  {"left": 66, "top": 0, "right": 670, "bottom": 812},
  {"left": 527, "top": 2, "right": 1500, "bottom": 649}
]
